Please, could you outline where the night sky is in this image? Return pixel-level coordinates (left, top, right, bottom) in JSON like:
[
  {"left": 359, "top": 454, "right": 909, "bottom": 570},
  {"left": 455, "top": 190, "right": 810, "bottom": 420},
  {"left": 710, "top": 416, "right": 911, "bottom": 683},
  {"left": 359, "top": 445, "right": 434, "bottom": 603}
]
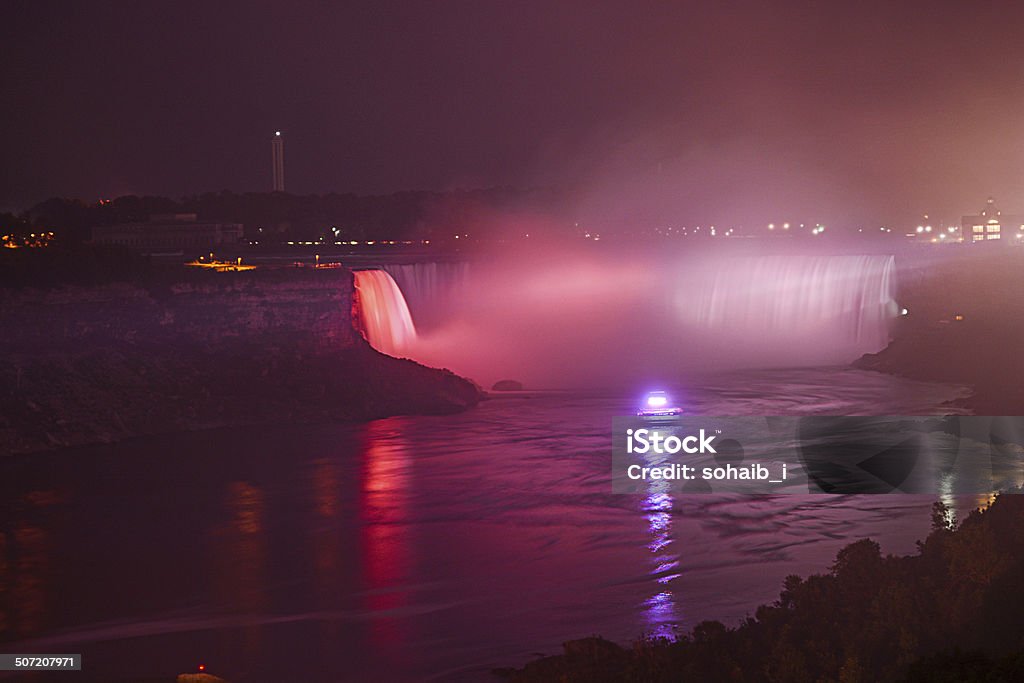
[{"left": 4, "top": 1, "right": 1024, "bottom": 226}]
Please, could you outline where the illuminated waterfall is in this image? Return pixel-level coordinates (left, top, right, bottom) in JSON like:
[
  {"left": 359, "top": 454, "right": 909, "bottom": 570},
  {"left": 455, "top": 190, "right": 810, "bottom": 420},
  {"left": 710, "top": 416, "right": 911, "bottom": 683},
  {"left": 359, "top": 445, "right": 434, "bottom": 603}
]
[
  {"left": 677, "top": 254, "right": 898, "bottom": 356},
  {"left": 353, "top": 270, "right": 418, "bottom": 357},
  {"left": 364, "top": 254, "right": 899, "bottom": 380},
  {"left": 382, "top": 262, "right": 470, "bottom": 329}
]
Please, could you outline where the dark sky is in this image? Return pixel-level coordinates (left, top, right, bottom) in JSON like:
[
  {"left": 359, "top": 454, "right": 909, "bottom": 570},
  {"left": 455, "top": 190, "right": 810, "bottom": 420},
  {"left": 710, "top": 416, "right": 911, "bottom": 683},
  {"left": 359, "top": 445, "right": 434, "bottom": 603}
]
[{"left": 4, "top": 0, "right": 1024, "bottom": 226}]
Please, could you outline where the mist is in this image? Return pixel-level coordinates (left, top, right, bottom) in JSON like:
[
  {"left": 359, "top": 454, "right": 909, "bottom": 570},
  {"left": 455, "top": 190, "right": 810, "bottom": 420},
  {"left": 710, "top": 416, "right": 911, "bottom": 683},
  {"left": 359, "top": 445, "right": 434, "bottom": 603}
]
[{"left": 370, "top": 241, "right": 899, "bottom": 390}]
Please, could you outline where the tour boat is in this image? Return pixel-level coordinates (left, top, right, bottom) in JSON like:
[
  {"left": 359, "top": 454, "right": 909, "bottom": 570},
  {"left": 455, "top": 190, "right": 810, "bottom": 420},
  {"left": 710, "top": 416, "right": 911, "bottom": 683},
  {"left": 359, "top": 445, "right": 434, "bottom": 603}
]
[{"left": 637, "top": 391, "right": 683, "bottom": 417}]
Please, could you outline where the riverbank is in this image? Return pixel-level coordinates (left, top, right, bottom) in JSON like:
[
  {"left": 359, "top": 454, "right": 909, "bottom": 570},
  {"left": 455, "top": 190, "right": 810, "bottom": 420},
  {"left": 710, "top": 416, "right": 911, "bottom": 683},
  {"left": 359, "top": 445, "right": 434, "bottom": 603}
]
[
  {"left": 0, "top": 265, "right": 481, "bottom": 455},
  {"left": 855, "top": 249, "right": 1024, "bottom": 414},
  {"left": 496, "top": 495, "right": 1024, "bottom": 682},
  {"left": 854, "top": 323, "right": 1024, "bottom": 414}
]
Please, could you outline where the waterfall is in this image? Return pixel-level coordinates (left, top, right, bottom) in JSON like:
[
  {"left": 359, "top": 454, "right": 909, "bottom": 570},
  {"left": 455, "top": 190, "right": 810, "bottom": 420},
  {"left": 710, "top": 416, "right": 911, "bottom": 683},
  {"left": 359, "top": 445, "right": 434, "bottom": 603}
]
[
  {"left": 382, "top": 262, "right": 470, "bottom": 330},
  {"left": 676, "top": 254, "right": 898, "bottom": 356},
  {"left": 366, "top": 254, "right": 899, "bottom": 380},
  {"left": 353, "top": 270, "right": 417, "bottom": 357}
]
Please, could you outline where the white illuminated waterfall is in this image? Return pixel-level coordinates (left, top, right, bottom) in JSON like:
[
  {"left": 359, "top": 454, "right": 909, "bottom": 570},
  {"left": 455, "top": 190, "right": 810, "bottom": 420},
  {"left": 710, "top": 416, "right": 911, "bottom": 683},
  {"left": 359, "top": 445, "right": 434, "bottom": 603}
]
[
  {"left": 676, "top": 255, "right": 898, "bottom": 355},
  {"left": 382, "top": 262, "right": 470, "bottom": 329}
]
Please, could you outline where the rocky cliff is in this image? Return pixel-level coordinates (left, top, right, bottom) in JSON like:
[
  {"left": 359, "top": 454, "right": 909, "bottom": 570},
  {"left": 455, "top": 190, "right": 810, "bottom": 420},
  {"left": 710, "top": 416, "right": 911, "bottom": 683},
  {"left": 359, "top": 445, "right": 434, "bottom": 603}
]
[
  {"left": 855, "top": 250, "right": 1024, "bottom": 414},
  {"left": 0, "top": 267, "right": 482, "bottom": 454}
]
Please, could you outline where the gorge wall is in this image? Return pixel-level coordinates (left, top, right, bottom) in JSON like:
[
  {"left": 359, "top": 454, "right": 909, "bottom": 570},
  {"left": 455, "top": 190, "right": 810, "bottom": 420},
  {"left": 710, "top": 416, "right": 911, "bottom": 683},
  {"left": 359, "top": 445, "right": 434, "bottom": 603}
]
[
  {"left": 0, "top": 267, "right": 481, "bottom": 455},
  {"left": 856, "top": 250, "right": 1024, "bottom": 413}
]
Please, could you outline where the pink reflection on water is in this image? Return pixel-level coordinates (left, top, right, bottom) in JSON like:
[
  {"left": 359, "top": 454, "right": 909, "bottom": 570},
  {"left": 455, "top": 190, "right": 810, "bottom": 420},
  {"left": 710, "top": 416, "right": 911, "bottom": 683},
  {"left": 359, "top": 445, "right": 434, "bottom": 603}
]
[
  {"left": 210, "top": 481, "right": 268, "bottom": 658},
  {"left": 310, "top": 458, "right": 345, "bottom": 642},
  {"left": 359, "top": 420, "right": 413, "bottom": 651}
]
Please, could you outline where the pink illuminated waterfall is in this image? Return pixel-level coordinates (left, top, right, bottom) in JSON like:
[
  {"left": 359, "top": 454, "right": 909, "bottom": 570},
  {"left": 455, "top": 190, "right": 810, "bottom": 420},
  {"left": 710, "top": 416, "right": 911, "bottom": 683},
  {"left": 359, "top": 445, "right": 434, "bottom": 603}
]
[{"left": 353, "top": 270, "right": 418, "bottom": 357}]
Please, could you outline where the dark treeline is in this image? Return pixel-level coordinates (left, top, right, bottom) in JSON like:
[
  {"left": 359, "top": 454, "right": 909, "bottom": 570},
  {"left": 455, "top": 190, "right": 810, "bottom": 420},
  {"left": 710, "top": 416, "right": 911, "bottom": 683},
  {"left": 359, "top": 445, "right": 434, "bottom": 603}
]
[
  {"left": 497, "top": 495, "right": 1024, "bottom": 682},
  {"left": 0, "top": 243, "right": 157, "bottom": 289},
  {"left": 3, "top": 187, "right": 571, "bottom": 244}
]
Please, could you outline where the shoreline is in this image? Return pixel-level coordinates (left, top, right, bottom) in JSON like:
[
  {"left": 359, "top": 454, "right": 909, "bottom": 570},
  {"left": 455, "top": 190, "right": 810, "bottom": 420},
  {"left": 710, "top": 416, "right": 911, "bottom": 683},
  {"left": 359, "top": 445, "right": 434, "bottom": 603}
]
[
  {"left": 0, "top": 342, "right": 483, "bottom": 456},
  {"left": 496, "top": 495, "right": 1024, "bottom": 682},
  {"left": 854, "top": 333, "right": 1024, "bottom": 416},
  {"left": 853, "top": 250, "right": 1024, "bottom": 416}
]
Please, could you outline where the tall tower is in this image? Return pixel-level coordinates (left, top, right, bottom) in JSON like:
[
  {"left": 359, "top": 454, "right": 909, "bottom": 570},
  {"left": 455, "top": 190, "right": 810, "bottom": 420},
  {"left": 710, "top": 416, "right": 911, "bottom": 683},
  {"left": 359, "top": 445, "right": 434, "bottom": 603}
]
[{"left": 271, "top": 131, "right": 285, "bottom": 192}]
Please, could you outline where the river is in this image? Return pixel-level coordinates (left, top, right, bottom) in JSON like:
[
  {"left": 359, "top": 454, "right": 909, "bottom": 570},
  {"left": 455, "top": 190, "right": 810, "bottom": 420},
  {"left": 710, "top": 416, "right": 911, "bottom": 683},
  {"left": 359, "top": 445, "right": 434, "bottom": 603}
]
[{"left": 0, "top": 367, "right": 984, "bottom": 682}]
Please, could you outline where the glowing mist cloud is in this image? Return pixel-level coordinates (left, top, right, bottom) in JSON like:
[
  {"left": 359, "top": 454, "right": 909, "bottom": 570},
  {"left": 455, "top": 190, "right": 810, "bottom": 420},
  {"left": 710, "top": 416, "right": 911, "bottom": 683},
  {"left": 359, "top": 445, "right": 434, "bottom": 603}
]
[
  {"left": 353, "top": 270, "right": 418, "bottom": 357},
  {"left": 379, "top": 252, "right": 899, "bottom": 389}
]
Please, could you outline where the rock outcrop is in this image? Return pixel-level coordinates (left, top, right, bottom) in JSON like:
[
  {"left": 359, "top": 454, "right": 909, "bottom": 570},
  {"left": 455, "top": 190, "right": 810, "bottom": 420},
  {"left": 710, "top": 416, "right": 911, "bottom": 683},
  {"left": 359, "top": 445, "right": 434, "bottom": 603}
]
[
  {"left": 854, "top": 250, "right": 1024, "bottom": 414},
  {"left": 0, "top": 266, "right": 482, "bottom": 454}
]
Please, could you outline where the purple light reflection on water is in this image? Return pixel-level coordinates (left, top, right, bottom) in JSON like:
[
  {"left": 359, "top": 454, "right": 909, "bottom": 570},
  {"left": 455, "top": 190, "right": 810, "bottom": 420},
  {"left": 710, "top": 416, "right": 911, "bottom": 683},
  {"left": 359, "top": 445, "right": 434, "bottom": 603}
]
[{"left": 643, "top": 479, "right": 680, "bottom": 639}]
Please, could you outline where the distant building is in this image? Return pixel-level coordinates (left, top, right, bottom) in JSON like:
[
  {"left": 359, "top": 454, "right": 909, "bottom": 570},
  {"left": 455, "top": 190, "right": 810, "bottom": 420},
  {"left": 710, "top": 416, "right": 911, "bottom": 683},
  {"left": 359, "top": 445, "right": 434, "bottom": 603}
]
[
  {"left": 961, "top": 197, "right": 1024, "bottom": 244},
  {"left": 92, "top": 213, "right": 243, "bottom": 252},
  {"left": 272, "top": 131, "right": 285, "bottom": 192}
]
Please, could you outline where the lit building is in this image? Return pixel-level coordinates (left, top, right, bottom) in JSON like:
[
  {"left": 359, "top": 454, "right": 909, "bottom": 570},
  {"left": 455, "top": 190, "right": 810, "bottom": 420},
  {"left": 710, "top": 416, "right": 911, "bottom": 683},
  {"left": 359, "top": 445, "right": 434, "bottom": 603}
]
[
  {"left": 272, "top": 131, "right": 285, "bottom": 192},
  {"left": 92, "top": 213, "right": 243, "bottom": 252},
  {"left": 961, "top": 197, "right": 1024, "bottom": 244}
]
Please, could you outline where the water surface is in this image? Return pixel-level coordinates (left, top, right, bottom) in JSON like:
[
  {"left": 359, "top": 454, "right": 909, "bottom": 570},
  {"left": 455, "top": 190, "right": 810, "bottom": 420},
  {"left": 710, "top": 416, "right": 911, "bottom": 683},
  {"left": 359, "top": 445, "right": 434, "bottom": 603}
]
[{"left": 0, "top": 368, "right": 982, "bottom": 682}]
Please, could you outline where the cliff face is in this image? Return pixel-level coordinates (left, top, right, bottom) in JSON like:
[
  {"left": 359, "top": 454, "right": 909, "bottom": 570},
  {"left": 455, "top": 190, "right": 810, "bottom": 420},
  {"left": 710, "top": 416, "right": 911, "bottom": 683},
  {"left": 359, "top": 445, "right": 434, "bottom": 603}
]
[
  {"left": 0, "top": 267, "right": 481, "bottom": 454},
  {"left": 855, "top": 251, "right": 1024, "bottom": 413},
  {"left": 0, "top": 268, "right": 358, "bottom": 353}
]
